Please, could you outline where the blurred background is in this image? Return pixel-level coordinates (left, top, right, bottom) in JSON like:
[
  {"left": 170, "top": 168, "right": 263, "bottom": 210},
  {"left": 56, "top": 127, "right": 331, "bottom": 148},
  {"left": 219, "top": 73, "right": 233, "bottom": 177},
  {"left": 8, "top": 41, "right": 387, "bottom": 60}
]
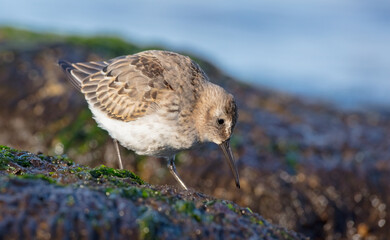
[
  {"left": 1, "top": 0, "right": 390, "bottom": 109},
  {"left": 1, "top": 0, "right": 390, "bottom": 239}
]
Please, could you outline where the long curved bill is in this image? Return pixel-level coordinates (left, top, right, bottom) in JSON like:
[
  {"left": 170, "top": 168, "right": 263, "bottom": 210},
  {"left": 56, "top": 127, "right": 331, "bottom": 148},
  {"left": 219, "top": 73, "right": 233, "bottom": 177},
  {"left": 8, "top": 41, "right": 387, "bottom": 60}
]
[{"left": 219, "top": 140, "right": 240, "bottom": 188}]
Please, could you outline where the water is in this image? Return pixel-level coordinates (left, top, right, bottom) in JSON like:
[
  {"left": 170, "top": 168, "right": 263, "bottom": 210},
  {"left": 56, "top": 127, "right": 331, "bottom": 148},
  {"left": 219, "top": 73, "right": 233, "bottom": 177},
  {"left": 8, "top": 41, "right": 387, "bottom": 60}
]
[{"left": 1, "top": 0, "right": 389, "bottom": 109}]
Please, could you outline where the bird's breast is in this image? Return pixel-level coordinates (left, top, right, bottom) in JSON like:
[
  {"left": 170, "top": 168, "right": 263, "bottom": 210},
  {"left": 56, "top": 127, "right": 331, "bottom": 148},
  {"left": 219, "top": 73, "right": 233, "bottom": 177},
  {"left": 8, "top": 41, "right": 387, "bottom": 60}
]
[{"left": 89, "top": 105, "right": 198, "bottom": 157}]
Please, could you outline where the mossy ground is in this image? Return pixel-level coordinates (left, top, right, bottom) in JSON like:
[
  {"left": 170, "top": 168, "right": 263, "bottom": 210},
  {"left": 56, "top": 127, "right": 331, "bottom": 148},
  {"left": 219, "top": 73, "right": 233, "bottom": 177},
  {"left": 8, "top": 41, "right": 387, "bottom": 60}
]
[{"left": 0, "top": 145, "right": 304, "bottom": 239}]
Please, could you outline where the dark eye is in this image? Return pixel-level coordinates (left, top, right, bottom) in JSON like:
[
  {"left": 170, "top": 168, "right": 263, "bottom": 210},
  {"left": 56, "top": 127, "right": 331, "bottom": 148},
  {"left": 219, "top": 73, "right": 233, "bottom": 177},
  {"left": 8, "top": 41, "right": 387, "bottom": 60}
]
[{"left": 217, "top": 119, "right": 225, "bottom": 125}]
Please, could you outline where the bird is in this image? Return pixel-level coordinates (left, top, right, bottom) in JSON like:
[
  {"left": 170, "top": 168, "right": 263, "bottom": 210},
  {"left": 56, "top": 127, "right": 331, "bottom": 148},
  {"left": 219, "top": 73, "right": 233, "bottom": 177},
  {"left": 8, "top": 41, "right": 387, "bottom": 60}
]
[{"left": 58, "top": 50, "right": 240, "bottom": 190}]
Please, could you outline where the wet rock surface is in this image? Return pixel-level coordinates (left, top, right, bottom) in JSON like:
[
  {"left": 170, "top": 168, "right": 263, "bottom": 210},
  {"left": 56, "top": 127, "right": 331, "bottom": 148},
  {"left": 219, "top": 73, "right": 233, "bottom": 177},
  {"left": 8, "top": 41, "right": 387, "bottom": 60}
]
[
  {"left": 0, "top": 145, "right": 303, "bottom": 239},
  {"left": 1, "top": 27, "right": 390, "bottom": 239}
]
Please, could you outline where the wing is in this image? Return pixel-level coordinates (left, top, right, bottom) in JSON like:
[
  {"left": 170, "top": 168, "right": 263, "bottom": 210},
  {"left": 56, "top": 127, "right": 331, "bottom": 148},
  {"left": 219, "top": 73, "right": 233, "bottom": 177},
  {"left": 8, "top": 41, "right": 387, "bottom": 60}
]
[{"left": 59, "top": 51, "right": 177, "bottom": 121}]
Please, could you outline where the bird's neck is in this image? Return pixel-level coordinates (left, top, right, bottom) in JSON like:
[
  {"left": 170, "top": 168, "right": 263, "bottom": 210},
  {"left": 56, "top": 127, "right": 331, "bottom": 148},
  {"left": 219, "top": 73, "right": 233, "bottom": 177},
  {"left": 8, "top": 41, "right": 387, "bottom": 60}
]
[{"left": 192, "top": 82, "right": 221, "bottom": 143}]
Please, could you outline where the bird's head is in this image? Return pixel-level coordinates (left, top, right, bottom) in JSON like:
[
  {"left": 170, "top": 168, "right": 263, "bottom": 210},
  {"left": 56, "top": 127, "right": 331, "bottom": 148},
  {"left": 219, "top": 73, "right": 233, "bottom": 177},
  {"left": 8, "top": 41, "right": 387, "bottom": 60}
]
[{"left": 195, "top": 83, "right": 240, "bottom": 188}]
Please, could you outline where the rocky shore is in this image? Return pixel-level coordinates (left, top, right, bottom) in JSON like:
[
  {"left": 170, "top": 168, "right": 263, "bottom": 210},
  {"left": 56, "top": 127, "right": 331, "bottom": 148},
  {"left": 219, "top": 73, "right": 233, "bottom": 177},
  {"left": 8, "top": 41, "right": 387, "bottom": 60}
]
[
  {"left": 1, "top": 27, "right": 389, "bottom": 239},
  {"left": 0, "top": 145, "right": 304, "bottom": 239}
]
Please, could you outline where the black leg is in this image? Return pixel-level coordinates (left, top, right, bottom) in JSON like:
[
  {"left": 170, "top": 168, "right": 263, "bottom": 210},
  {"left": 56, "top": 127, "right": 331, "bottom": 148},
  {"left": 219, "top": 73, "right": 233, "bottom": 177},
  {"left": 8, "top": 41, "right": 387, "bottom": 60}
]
[{"left": 167, "top": 156, "right": 188, "bottom": 190}]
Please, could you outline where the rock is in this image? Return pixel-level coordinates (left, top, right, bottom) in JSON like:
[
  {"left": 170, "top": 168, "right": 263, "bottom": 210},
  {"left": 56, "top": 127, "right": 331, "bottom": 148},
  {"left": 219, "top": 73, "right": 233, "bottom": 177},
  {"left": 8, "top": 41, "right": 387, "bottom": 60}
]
[
  {"left": 1, "top": 27, "right": 390, "bottom": 239},
  {"left": 0, "top": 145, "right": 304, "bottom": 239}
]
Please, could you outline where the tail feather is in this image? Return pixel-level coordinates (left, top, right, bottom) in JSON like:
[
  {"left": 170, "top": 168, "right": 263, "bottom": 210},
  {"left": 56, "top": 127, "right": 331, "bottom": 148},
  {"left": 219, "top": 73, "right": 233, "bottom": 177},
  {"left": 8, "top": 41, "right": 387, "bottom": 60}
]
[
  {"left": 58, "top": 60, "right": 107, "bottom": 91},
  {"left": 58, "top": 60, "right": 82, "bottom": 91}
]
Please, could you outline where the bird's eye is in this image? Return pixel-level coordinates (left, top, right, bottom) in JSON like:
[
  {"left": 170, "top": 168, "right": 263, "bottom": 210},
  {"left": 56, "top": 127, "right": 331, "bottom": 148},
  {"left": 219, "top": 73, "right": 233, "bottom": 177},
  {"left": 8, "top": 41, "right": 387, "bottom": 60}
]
[{"left": 217, "top": 119, "right": 225, "bottom": 125}]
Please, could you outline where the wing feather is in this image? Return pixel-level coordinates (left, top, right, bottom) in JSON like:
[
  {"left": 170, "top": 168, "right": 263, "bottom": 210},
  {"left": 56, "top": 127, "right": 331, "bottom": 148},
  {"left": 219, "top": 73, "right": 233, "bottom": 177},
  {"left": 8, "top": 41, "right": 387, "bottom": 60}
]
[{"left": 59, "top": 51, "right": 184, "bottom": 121}]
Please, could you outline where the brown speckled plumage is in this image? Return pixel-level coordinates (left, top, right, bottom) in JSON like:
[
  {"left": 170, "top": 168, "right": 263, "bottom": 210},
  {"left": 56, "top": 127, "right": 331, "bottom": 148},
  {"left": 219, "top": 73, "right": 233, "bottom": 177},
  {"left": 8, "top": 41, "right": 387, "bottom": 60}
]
[{"left": 59, "top": 51, "right": 207, "bottom": 122}]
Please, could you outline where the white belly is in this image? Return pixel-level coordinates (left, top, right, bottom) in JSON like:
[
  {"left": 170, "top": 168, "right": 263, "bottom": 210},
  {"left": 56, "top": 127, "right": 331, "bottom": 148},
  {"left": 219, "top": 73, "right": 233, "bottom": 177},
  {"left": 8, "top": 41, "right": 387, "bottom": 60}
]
[{"left": 89, "top": 106, "right": 191, "bottom": 157}]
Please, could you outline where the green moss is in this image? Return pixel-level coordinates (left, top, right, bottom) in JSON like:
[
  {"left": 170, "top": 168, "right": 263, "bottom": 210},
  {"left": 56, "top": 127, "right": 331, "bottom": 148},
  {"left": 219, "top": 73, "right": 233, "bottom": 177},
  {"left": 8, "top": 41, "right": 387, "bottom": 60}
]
[
  {"left": 0, "top": 145, "right": 73, "bottom": 170},
  {"left": 90, "top": 165, "right": 144, "bottom": 185},
  {"left": 69, "top": 166, "right": 84, "bottom": 174},
  {"left": 0, "top": 158, "right": 10, "bottom": 170},
  {"left": 104, "top": 187, "right": 115, "bottom": 196},
  {"left": 226, "top": 203, "right": 235, "bottom": 211},
  {"left": 1, "top": 151, "right": 15, "bottom": 160},
  {"left": 0, "top": 146, "right": 16, "bottom": 157},
  {"left": 174, "top": 200, "right": 202, "bottom": 222},
  {"left": 0, "top": 145, "right": 17, "bottom": 170},
  {"left": 137, "top": 208, "right": 158, "bottom": 240},
  {"left": 0, "top": 151, "right": 11, "bottom": 170},
  {"left": 55, "top": 155, "right": 74, "bottom": 166},
  {"left": 121, "top": 187, "right": 160, "bottom": 200},
  {"left": 37, "top": 154, "right": 50, "bottom": 161},
  {"left": 108, "top": 177, "right": 132, "bottom": 188},
  {"left": 246, "top": 207, "right": 253, "bottom": 214},
  {"left": 220, "top": 200, "right": 238, "bottom": 213},
  {"left": 14, "top": 153, "right": 32, "bottom": 167},
  {"left": 174, "top": 200, "right": 195, "bottom": 213},
  {"left": 250, "top": 216, "right": 264, "bottom": 226},
  {"left": 15, "top": 173, "right": 56, "bottom": 184},
  {"left": 0, "top": 145, "right": 12, "bottom": 151},
  {"left": 38, "top": 153, "right": 74, "bottom": 166}
]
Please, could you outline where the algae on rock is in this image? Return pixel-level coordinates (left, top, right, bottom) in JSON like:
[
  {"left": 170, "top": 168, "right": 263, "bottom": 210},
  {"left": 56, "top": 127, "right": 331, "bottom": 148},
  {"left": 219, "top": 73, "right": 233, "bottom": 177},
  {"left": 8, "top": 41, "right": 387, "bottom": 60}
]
[{"left": 0, "top": 145, "right": 305, "bottom": 239}]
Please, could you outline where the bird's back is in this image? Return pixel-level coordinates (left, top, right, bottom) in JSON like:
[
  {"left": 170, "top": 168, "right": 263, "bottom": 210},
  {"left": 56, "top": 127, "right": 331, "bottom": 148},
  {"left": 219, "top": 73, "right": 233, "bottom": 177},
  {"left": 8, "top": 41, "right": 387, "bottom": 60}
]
[{"left": 59, "top": 50, "right": 208, "bottom": 122}]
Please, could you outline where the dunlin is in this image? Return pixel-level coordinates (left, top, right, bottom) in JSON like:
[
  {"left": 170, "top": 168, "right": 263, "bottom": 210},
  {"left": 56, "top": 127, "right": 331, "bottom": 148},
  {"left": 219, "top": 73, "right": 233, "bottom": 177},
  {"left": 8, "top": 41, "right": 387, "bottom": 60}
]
[{"left": 59, "top": 50, "right": 240, "bottom": 190}]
